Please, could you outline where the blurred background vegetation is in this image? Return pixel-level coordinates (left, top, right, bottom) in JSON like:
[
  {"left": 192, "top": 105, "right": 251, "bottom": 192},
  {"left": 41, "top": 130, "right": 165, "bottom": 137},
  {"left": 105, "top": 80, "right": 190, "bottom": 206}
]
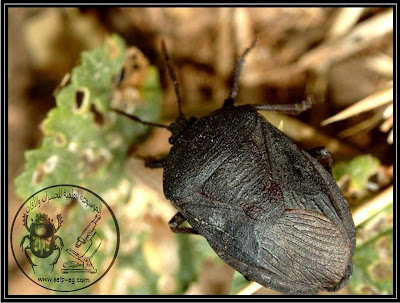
[{"left": 8, "top": 7, "right": 393, "bottom": 295}]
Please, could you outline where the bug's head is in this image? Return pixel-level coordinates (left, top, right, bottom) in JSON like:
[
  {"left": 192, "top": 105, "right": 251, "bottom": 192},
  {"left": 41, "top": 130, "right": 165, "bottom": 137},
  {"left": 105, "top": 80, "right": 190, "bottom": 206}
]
[
  {"left": 168, "top": 115, "right": 197, "bottom": 144},
  {"left": 34, "top": 213, "right": 51, "bottom": 224}
]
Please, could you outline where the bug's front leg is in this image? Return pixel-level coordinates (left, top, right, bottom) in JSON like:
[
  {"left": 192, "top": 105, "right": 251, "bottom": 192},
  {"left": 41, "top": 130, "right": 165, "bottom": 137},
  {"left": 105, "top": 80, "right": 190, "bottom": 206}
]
[
  {"left": 169, "top": 212, "right": 199, "bottom": 235},
  {"left": 143, "top": 157, "right": 167, "bottom": 169},
  {"left": 22, "top": 214, "right": 30, "bottom": 231},
  {"left": 54, "top": 214, "right": 63, "bottom": 233},
  {"left": 307, "top": 146, "right": 333, "bottom": 174}
]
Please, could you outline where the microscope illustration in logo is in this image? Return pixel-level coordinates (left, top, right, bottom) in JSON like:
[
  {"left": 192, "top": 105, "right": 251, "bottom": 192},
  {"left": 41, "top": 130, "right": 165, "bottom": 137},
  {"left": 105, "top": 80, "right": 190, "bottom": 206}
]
[
  {"left": 20, "top": 213, "right": 64, "bottom": 274},
  {"left": 62, "top": 214, "right": 102, "bottom": 274}
]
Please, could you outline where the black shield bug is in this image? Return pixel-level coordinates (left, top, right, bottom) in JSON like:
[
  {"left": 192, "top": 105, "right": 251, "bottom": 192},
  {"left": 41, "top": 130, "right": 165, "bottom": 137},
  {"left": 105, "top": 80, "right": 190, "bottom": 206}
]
[{"left": 113, "top": 40, "right": 356, "bottom": 295}]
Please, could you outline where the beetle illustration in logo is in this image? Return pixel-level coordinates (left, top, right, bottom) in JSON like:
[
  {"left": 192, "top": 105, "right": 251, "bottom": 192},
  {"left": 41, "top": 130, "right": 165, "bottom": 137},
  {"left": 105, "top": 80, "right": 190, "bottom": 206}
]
[{"left": 20, "top": 213, "right": 64, "bottom": 273}]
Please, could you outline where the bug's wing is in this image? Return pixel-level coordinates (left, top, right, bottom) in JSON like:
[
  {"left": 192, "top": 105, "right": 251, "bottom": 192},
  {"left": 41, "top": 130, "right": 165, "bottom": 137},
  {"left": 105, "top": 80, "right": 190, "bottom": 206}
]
[
  {"left": 253, "top": 209, "right": 352, "bottom": 294},
  {"left": 200, "top": 134, "right": 285, "bottom": 222},
  {"left": 257, "top": 116, "right": 355, "bottom": 253},
  {"left": 198, "top": 206, "right": 352, "bottom": 294},
  {"left": 198, "top": 115, "right": 354, "bottom": 294}
]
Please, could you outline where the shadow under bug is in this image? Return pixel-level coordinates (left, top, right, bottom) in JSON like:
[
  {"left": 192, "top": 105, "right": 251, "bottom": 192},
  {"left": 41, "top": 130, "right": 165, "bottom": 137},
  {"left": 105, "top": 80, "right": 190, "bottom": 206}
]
[{"left": 113, "top": 40, "right": 356, "bottom": 295}]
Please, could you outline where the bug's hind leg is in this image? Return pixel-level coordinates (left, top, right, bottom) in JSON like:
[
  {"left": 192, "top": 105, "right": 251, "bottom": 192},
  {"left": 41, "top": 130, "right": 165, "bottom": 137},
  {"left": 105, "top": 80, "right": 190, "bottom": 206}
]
[
  {"left": 50, "top": 245, "right": 62, "bottom": 274},
  {"left": 24, "top": 246, "right": 37, "bottom": 273},
  {"left": 307, "top": 146, "right": 333, "bottom": 174},
  {"left": 169, "top": 212, "right": 199, "bottom": 235}
]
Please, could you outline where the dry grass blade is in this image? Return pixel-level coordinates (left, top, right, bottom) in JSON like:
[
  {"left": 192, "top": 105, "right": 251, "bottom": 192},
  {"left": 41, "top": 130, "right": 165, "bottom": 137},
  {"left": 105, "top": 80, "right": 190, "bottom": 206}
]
[
  {"left": 380, "top": 104, "right": 394, "bottom": 144},
  {"left": 327, "top": 7, "right": 365, "bottom": 40},
  {"left": 380, "top": 102, "right": 393, "bottom": 125},
  {"left": 366, "top": 53, "right": 393, "bottom": 77},
  {"left": 379, "top": 104, "right": 393, "bottom": 132},
  {"left": 338, "top": 110, "right": 384, "bottom": 138},
  {"left": 386, "top": 129, "right": 393, "bottom": 144},
  {"left": 380, "top": 117, "right": 393, "bottom": 133},
  {"left": 236, "top": 281, "right": 263, "bottom": 295},
  {"left": 298, "top": 9, "right": 393, "bottom": 70},
  {"left": 352, "top": 185, "right": 393, "bottom": 227},
  {"left": 382, "top": 103, "right": 393, "bottom": 119},
  {"left": 321, "top": 86, "right": 393, "bottom": 126}
]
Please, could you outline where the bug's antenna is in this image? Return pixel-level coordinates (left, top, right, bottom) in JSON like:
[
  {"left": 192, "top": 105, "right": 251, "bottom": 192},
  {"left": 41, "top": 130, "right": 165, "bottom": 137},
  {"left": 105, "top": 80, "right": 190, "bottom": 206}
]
[
  {"left": 229, "top": 38, "right": 259, "bottom": 102},
  {"left": 161, "top": 41, "right": 185, "bottom": 118},
  {"left": 112, "top": 108, "right": 169, "bottom": 129}
]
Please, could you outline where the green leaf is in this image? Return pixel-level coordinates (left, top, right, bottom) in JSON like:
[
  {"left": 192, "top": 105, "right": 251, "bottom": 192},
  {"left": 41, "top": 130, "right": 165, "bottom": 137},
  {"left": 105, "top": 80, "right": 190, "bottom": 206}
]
[
  {"left": 14, "top": 35, "right": 162, "bottom": 294},
  {"left": 174, "top": 233, "right": 220, "bottom": 293},
  {"left": 14, "top": 34, "right": 161, "bottom": 201},
  {"left": 70, "top": 34, "right": 126, "bottom": 112},
  {"left": 349, "top": 204, "right": 393, "bottom": 294},
  {"left": 333, "top": 154, "right": 380, "bottom": 194},
  {"left": 117, "top": 232, "right": 160, "bottom": 294}
]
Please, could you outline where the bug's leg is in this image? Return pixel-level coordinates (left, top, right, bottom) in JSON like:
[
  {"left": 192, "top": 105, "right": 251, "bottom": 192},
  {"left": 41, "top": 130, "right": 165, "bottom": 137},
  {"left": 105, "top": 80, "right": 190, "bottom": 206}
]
[
  {"left": 143, "top": 156, "right": 167, "bottom": 169},
  {"left": 50, "top": 244, "right": 62, "bottom": 274},
  {"left": 135, "top": 155, "right": 167, "bottom": 168},
  {"left": 251, "top": 96, "right": 314, "bottom": 115},
  {"left": 24, "top": 246, "right": 37, "bottom": 273},
  {"left": 169, "top": 212, "right": 199, "bottom": 235},
  {"left": 307, "top": 146, "right": 333, "bottom": 174},
  {"left": 54, "top": 214, "right": 63, "bottom": 233},
  {"left": 22, "top": 214, "right": 30, "bottom": 231},
  {"left": 20, "top": 235, "right": 29, "bottom": 250},
  {"left": 55, "top": 235, "right": 64, "bottom": 250}
]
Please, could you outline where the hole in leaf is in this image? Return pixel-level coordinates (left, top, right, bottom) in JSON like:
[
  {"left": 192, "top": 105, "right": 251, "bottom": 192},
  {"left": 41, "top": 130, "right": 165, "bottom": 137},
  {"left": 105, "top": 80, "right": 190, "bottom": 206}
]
[
  {"left": 81, "top": 149, "right": 108, "bottom": 175},
  {"left": 75, "top": 90, "right": 85, "bottom": 110},
  {"left": 90, "top": 104, "right": 104, "bottom": 126},
  {"left": 54, "top": 133, "right": 66, "bottom": 147},
  {"left": 32, "top": 163, "right": 46, "bottom": 185},
  {"left": 114, "top": 68, "right": 126, "bottom": 87}
]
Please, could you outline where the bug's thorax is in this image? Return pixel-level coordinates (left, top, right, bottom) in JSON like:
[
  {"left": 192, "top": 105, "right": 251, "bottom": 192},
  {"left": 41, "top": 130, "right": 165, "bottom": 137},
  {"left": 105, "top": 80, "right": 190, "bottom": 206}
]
[
  {"left": 163, "top": 105, "right": 261, "bottom": 202},
  {"left": 167, "top": 105, "right": 260, "bottom": 145}
]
